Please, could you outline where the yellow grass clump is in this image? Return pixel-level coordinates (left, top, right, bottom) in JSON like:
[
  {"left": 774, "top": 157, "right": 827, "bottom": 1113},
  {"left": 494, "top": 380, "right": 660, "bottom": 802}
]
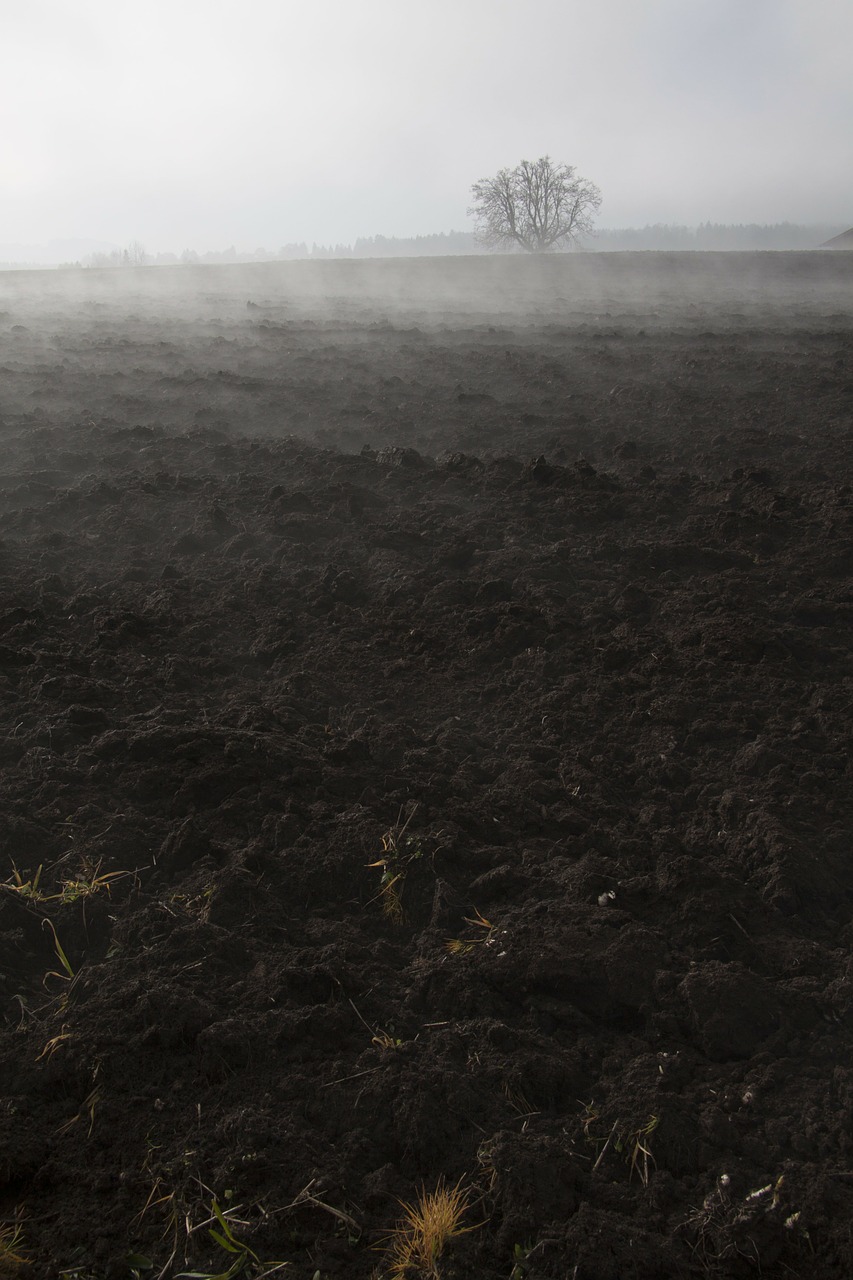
[{"left": 380, "top": 1178, "right": 479, "bottom": 1279}]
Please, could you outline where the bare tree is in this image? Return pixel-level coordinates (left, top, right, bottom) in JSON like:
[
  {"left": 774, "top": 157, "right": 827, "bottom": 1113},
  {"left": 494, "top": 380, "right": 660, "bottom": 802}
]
[
  {"left": 126, "top": 240, "right": 149, "bottom": 267},
  {"left": 469, "top": 156, "right": 602, "bottom": 252}
]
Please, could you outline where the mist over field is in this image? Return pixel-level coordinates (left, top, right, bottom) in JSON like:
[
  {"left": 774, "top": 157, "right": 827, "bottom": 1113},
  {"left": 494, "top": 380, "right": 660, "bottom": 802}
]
[{"left": 2, "top": 251, "right": 851, "bottom": 457}]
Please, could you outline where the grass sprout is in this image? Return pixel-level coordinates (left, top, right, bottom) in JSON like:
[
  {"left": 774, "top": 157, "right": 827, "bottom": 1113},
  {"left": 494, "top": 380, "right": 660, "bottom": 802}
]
[
  {"left": 510, "top": 1240, "right": 536, "bottom": 1280},
  {"left": 4, "top": 857, "right": 135, "bottom": 906},
  {"left": 177, "top": 1199, "right": 288, "bottom": 1279},
  {"left": 42, "top": 919, "right": 75, "bottom": 985},
  {"left": 371, "top": 1030, "right": 402, "bottom": 1051},
  {"left": 0, "top": 1222, "right": 28, "bottom": 1273},
  {"left": 55, "top": 857, "right": 135, "bottom": 903},
  {"left": 131, "top": 1179, "right": 182, "bottom": 1278},
  {"left": 4, "top": 863, "right": 46, "bottom": 902},
  {"left": 379, "top": 1178, "right": 480, "bottom": 1279},
  {"left": 475, "top": 1139, "right": 498, "bottom": 1194}
]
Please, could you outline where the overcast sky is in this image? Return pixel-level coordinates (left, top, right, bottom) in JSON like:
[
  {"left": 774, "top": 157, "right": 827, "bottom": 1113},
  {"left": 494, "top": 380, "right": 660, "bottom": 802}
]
[{"left": 2, "top": 0, "right": 851, "bottom": 252}]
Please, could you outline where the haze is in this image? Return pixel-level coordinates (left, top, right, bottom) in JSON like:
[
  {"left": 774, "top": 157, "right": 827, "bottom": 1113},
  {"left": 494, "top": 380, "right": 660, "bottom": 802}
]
[{"left": 2, "top": 0, "right": 851, "bottom": 255}]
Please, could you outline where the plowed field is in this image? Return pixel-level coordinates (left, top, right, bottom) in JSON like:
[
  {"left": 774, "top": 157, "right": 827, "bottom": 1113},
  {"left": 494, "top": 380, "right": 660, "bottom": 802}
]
[{"left": 0, "top": 252, "right": 851, "bottom": 1278}]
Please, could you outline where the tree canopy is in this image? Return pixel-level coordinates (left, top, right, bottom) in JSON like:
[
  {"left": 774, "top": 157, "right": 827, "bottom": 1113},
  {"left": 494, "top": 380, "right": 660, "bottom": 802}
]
[{"left": 469, "top": 156, "right": 602, "bottom": 253}]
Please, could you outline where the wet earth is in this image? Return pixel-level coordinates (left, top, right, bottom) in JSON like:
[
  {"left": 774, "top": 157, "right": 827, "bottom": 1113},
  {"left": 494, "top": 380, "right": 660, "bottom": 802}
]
[{"left": 0, "top": 252, "right": 851, "bottom": 1278}]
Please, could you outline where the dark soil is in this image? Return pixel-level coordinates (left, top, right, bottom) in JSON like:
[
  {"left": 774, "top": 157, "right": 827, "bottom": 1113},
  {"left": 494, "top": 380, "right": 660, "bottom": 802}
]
[{"left": 0, "top": 253, "right": 851, "bottom": 1279}]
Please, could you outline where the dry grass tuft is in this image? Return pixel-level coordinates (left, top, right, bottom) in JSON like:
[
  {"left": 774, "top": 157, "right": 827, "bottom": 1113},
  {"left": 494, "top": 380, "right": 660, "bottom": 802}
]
[
  {"left": 445, "top": 909, "right": 494, "bottom": 955},
  {"left": 380, "top": 1178, "right": 479, "bottom": 1279}
]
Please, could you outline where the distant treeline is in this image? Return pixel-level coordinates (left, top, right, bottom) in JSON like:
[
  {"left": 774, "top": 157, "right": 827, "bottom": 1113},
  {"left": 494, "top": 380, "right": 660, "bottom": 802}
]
[
  {"left": 296, "top": 231, "right": 484, "bottom": 259},
  {"left": 81, "top": 231, "right": 483, "bottom": 268},
  {"left": 70, "top": 223, "right": 848, "bottom": 269},
  {"left": 594, "top": 222, "right": 846, "bottom": 251}
]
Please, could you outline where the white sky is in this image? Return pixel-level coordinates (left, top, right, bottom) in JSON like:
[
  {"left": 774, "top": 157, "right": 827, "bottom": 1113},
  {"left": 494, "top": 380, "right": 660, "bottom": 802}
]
[{"left": 2, "top": 0, "right": 851, "bottom": 251}]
